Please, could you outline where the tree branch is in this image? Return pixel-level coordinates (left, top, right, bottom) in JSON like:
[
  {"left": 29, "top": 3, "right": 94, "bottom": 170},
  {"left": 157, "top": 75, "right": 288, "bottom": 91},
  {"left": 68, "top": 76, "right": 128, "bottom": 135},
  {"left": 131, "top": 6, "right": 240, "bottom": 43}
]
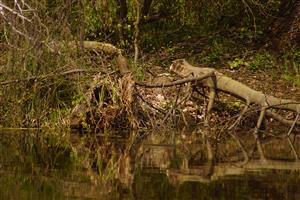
[{"left": 135, "top": 72, "right": 214, "bottom": 88}]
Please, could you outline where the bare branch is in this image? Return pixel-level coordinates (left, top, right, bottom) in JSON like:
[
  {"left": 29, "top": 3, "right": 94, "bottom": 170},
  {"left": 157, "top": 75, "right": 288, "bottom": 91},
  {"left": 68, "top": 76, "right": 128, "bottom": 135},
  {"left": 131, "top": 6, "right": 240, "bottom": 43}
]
[
  {"left": 135, "top": 72, "right": 214, "bottom": 88},
  {"left": 0, "top": 1, "right": 32, "bottom": 22}
]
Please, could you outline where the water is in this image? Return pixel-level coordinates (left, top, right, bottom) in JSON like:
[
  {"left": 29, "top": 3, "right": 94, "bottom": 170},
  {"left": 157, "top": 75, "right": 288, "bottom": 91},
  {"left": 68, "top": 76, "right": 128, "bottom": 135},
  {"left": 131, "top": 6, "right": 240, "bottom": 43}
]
[
  {"left": 1, "top": 167, "right": 300, "bottom": 200},
  {"left": 133, "top": 169, "right": 300, "bottom": 200},
  {"left": 1, "top": 130, "right": 300, "bottom": 200}
]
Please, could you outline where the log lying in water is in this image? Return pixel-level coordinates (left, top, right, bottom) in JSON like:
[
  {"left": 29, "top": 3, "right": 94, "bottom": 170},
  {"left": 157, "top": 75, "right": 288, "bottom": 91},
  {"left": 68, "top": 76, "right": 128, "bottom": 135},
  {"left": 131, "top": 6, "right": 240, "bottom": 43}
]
[{"left": 170, "top": 59, "right": 300, "bottom": 162}]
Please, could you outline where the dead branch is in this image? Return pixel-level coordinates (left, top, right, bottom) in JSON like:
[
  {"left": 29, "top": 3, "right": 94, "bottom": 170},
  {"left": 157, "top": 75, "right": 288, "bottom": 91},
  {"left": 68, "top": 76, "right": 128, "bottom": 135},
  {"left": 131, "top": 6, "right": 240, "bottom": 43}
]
[
  {"left": 136, "top": 92, "right": 166, "bottom": 114},
  {"left": 135, "top": 72, "right": 214, "bottom": 88},
  {"left": 266, "top": 110, "right": 300, "bottom": 126}
]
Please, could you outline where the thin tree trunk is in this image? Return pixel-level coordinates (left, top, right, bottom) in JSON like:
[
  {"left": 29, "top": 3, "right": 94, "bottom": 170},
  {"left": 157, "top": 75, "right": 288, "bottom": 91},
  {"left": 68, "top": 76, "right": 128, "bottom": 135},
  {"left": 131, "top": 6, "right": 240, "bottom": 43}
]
[
  {"left": 116, "top": 0, "right": 128, "bottom": 22},
  {"left": 115, "top": 0, "right": 128, "bottom": 42},
  {"left": 141, "top": 0, "right": 152, "bottom": 18}
]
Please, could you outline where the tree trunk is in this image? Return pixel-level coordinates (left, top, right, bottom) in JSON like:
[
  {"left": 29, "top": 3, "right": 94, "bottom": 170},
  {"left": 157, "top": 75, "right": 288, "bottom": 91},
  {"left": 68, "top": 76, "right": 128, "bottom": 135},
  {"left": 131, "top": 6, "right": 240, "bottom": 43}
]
[
  {"left": 271, "top": 0, "right": 300, "bottom": 49},
  {"left": 115, "top": 0, "right": 128, "bottom": 42},
  {"left": 116, "top": 0, "right": 128, "bottom": 21},
  {"left": 141, "top": 0, "right": 153, "bottom": 18}
]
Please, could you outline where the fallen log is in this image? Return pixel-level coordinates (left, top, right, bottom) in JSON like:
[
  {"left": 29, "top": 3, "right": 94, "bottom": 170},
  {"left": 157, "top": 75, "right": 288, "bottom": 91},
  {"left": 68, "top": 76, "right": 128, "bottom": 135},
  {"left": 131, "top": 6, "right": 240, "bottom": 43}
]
[
  {"left": 170, "top": 59, "right": 300, "bottom": 162},
  {"left": 170, "top": 59, "right": 300, "bottom": 114},
  {"left": 57, "top": 42, "right": 298, "bottom": 163},
  {"left": 47, "top": 40, "right": 131, "bottom": 75}
]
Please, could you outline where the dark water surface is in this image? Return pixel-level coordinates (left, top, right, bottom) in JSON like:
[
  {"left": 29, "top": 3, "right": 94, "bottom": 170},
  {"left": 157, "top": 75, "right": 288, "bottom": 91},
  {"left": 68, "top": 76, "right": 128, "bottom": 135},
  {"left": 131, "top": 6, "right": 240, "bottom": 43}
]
[
  {"left": 1, "top": 168, "right": 300, "bottom": 200},
  {"left": 1, "top": 130, "right": 300, "bottom": 200}
]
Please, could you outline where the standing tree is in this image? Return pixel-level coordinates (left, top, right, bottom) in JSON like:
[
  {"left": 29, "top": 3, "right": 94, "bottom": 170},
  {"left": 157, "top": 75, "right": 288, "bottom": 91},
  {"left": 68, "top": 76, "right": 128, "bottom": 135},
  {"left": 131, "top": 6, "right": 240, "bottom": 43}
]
[{"left": 270, "top": 0, "right": 300, "bottom": 49}]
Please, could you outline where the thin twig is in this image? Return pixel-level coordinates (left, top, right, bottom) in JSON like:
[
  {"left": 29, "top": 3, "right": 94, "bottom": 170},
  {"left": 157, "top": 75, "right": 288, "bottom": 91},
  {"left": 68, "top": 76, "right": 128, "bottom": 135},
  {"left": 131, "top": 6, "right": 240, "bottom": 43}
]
[
  {"left": 0, "top": 2, "right": 32, "bottom": 22},
  {"left": 136, "top": 92, "right": 166, "bottom": 114},
  {"left": 135, "top": 72, "right": 214, "bottom": 88}
]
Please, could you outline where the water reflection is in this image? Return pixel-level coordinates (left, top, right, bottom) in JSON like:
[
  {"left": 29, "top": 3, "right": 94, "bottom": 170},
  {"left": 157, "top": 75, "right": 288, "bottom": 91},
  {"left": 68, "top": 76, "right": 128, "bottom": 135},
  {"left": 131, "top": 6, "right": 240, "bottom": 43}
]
[
  {"left": 0, "top": 171, "right": 106, "bottom": 200},
  {"left": 2, "top": 168, "right": 300, "bottom": 200},
  {"left": 1, "top": 130, "right": 300, "bottom": 200},
  {"left": 133, "top": 170, "right": 300, "bottom": 200}
]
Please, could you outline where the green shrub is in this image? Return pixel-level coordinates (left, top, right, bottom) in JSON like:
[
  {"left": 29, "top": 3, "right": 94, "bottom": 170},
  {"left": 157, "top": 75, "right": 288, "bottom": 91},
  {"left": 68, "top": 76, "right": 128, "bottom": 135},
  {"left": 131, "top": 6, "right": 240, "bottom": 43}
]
[
  {"left": 249, "top": 52, "right": 274, "bottom": 71},
  {"left": 281, "top": 49, "right": 300, "bottom": 86}
]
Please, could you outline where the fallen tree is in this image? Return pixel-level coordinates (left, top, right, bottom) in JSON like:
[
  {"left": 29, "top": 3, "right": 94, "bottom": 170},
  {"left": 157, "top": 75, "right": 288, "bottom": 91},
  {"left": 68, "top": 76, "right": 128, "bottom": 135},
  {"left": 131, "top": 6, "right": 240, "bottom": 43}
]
[
  {"left": 3, "top": 40, "right": 298, "bottom": 164},
  {"left": 170, "top": 59, "right": 300, "bottom": 163},
  {"left": 67, "top": 41, "right": 214, "bottom": 130},
  {"left": 4, "top": 39, "right": 296, "bottom": 164},
  {"left": 58, "top": 42, "right": 300, "bottom": 164}
]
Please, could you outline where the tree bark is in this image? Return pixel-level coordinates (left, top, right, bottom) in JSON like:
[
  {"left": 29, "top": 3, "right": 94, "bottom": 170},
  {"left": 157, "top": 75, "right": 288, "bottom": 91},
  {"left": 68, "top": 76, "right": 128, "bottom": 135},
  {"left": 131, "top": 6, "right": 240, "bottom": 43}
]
[
  {"left": 170, "top": 59, "right": 300, "bottom": 114},
  {"left": 115, "top": 0, "right": 128, "bottom": 42},
  {"left": 115, "top": 0, "right": 128, "bottom": 22},
  {"left": 141, "top": 0, "right": 153, "bottom": 18},
  {"left": 270, "top": 0, "right": 300, "bottom": 49}
]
